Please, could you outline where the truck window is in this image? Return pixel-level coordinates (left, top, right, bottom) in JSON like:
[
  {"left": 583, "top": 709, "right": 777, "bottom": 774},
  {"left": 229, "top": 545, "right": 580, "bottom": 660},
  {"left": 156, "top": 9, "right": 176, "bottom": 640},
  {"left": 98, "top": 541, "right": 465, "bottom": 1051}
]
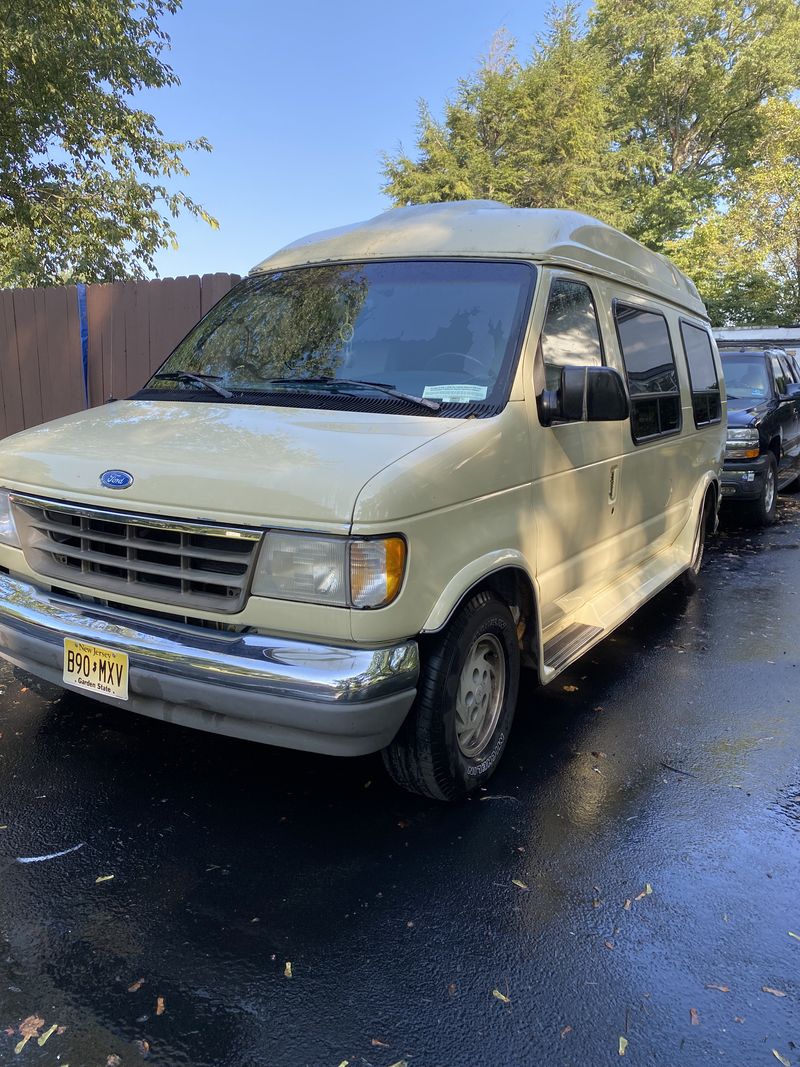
[
  {"left": 540, "top": 279, "right": 603, "bottom": 390},
  {"left": 770, "top": 354, "right": 788, "bottom": 395},
  {"left": 614, "top": 302, "right": 681, "bottom": 442},
  {"left": 679, "top": 321, "right": 721, "bottom": 427}
]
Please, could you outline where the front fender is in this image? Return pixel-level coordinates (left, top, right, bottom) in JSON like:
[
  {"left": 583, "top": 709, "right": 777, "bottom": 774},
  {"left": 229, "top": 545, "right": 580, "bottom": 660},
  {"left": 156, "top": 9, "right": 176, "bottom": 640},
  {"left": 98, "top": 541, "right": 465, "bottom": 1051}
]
[{"left": 421, "top": 549, "right": 537, "bottom": 633}]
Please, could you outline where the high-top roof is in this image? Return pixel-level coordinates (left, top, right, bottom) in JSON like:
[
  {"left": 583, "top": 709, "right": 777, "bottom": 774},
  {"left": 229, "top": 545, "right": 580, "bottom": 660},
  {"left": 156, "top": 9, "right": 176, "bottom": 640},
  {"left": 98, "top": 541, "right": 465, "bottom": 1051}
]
[{"left": 251, "top": 200, "right": 706, "bottom": 317}]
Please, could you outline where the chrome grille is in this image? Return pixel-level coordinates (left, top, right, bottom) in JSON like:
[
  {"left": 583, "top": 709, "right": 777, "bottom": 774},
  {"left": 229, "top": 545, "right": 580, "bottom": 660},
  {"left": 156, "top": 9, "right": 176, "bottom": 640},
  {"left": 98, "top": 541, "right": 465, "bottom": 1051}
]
[{"left": 11, "top": 496, "right": 262, "bottom": 614}]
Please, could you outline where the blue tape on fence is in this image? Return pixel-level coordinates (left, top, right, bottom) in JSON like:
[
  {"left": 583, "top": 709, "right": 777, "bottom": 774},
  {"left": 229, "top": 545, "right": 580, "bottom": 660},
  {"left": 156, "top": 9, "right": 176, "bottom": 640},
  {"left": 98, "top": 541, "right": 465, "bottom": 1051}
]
[{"left": 76, "top": 283, "right": 89, "bottom": 406}]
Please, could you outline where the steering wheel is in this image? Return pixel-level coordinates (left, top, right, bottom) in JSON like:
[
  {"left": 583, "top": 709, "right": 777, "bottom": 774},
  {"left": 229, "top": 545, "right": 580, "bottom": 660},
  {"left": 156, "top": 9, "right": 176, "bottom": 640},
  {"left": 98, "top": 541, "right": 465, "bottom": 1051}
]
[{"left": 429, "top": 351, "right": 488, "bottom": 376}]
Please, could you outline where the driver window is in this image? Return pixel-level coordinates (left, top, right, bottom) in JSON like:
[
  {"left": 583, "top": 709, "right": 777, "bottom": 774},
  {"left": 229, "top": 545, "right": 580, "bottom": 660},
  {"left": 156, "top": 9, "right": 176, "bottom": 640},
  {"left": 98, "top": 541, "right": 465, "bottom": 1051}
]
[{"left": 540, "top": 279, "right": 603, "bottom": 391}]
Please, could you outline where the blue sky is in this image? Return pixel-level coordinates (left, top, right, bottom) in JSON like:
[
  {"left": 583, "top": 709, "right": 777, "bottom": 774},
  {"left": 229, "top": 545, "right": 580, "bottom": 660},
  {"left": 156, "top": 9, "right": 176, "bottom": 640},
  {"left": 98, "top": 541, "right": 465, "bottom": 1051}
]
[{"left": 142, "top": 0, "right": 557, "bottom": 279}]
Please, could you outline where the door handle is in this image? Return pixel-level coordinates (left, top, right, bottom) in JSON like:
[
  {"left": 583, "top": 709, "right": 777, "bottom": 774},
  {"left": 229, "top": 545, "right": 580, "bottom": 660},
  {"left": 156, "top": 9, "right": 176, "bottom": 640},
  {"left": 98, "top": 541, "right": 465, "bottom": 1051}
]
[{"left": 609, "top": 464, "right": 619, "bottom": 505}]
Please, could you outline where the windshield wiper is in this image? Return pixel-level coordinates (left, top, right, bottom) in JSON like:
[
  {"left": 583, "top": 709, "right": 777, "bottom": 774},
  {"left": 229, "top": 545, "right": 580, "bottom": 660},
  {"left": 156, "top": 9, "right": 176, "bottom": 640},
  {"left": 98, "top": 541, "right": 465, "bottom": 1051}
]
[
  {"left": 154, "top": 371, "right": 233, "bottom": 399},
  {"left": 255, "top": 377, "right": 441, "bottom": 412}
]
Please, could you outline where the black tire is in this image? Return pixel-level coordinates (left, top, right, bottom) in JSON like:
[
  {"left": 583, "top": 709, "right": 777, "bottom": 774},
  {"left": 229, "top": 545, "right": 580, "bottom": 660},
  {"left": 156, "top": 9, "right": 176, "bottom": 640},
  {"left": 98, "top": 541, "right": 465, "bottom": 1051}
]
[
  {"left": 382, "top": 591, "right": 520, "bottom": 801},
  {"left": 677, "top": 491, "right": 713, "bottom": 593},
  {"left": 748, "top": 453, "right": 778, "bottom": 526}
]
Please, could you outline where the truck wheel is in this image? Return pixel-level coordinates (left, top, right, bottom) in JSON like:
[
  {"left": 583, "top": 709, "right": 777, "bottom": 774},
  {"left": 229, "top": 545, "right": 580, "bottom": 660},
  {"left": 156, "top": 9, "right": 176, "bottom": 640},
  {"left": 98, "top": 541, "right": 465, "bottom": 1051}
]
[
  {"left": 749, "top": 453, "right": 778, "bottom": 526},
  {"left": 678, "top": 491, "right": 712, "bottom": 593},
  {"left": 382, "top": 591, "right": 520, "bottom": 801}
]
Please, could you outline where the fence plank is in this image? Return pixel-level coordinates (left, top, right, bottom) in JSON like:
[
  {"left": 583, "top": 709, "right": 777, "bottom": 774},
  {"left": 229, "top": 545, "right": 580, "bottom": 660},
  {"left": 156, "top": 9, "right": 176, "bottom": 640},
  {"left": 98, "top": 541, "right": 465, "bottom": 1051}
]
[
  {"left": 12, "top": 288, "right": 44, "bottom": 429},
  {"left": 86, "top": 283, "right": 113, "bottom": 407},
  {"left": 201, "top": 272, "right": 240, "bottom": 316},
  {"left": 0, "top": 292, "right": 24, "bottom": 437}
]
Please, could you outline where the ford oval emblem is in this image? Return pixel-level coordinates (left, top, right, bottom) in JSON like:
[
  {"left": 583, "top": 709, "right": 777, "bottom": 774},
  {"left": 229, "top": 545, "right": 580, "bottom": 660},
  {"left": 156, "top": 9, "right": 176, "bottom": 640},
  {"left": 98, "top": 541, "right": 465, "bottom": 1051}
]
[{"left": 100, "top": 469, "right": 134, "bottom": 490}]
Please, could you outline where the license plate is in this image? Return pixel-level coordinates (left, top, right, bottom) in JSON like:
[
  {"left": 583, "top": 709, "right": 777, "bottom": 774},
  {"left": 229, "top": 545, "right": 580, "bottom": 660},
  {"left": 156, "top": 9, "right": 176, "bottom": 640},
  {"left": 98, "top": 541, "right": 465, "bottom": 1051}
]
[{"left": 63, "top": 638, "right": 129, "bottom": 700}]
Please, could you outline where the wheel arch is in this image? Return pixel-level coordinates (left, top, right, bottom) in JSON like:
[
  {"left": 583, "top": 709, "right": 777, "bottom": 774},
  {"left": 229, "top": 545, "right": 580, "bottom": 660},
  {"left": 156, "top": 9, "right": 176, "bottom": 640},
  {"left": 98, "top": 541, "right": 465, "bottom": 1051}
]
[{"left": 421, "top": 555, "right": 539, "bottom": 669}]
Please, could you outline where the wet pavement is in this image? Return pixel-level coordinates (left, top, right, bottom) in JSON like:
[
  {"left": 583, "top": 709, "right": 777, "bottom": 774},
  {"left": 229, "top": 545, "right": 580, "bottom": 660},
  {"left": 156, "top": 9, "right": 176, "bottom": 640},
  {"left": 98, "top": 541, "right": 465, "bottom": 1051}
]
[{"left": 0, "top": 498, "right": 799, "bottom": 1067}]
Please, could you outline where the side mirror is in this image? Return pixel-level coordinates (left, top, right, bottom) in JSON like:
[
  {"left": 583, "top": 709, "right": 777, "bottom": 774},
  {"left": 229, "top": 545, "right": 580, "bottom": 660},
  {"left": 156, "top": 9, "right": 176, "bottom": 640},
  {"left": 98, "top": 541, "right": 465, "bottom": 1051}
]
[
  {"left": 539, "top": 365, "right": 630, "bottom": 426},
  {"left": 781, "top": 382, "right": 800, "bottom": 400}
]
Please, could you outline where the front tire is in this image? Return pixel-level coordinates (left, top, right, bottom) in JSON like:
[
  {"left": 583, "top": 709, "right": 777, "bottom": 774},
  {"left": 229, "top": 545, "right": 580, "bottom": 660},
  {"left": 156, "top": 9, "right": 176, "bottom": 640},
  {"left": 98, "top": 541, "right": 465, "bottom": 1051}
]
[
  {"left": 748, "top": 453, "right": 778, "bottom": 526},
  {"left": 382, "top": 591, "right": 520, "bottom": 801}
]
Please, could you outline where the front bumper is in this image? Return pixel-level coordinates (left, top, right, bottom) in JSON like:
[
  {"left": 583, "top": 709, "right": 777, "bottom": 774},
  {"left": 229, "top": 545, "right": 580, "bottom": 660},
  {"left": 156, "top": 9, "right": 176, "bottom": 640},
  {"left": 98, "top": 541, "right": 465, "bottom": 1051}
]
[
  {"left": 0, "top": 574, "right": 419, "bottom": 756},
  {"left": 720, "top": 453, "right": 769, "bottom": 502}
]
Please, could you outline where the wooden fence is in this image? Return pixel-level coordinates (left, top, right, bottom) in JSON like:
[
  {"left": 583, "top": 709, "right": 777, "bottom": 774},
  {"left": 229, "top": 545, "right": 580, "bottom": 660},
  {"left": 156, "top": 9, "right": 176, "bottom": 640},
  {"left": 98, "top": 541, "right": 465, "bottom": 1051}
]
[{"left": 0, "top": 272, "right": 240, "bottom": 439}]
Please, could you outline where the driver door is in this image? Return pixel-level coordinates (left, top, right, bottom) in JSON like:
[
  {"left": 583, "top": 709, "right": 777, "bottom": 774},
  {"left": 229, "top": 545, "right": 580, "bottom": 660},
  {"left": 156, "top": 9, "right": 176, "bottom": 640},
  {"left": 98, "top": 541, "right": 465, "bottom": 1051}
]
[{"left": 530, "top": 272, "right": 627, "bottom": 634}]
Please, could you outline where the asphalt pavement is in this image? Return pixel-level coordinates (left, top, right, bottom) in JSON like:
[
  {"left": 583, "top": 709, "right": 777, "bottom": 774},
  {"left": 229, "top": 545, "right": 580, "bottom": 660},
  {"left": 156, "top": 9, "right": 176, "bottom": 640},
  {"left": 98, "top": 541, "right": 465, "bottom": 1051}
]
[{"left": 0, "top": 496, "right": 798, "bottom": 1067}]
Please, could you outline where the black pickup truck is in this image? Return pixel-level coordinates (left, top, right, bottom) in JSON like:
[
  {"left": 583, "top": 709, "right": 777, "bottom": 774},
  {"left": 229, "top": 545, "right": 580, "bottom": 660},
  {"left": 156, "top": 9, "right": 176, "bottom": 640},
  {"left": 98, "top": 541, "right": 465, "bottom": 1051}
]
[{"left": 720, "top": 348, "right": 800, "bottom": 524}]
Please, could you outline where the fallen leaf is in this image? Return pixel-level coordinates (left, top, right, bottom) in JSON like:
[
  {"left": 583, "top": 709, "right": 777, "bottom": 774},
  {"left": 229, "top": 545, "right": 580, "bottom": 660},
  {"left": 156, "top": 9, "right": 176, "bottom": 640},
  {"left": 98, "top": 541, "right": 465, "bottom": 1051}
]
[
  {"left": 773, "top": 1051, "right": 791, "bottom": 1067},
  {"left": 284, "top": 961, "right": 292, "bottom": 978},
  {"left": 128, "top": 978, "right": 145, "bottom": 993},
  {"left": 619, "top": 1035, "right": 628, "bottom": 1056},
  {"left": 155, "top": 996, "right": 165, "bottom": 1016},
  {"left": 14, "top": 1016, "right": 44, "bottom": 1054},
  {"left": 397, "top": 820, "right": 410, "bottom": 829},
  {"left": 4, "top": 1028, "right": 13, "bottom": 1037},
  {"left": 634, "top": 884, "right": 653, "bottom": 900},
  {"left": 95, "top": 874, "right": 115, "bottom": 883},
  {"left": 56, "top": 1027, "right": 66, "bottom": 1036},
  {"left": 690, "top": 1007, "right": 700, "bottom": 1025},
  {"left": 563, "top": 684, "right": 579, "bottom": 692},
  {"left": 337, "top": 1062, "right": 349, "bottom": 1067},
  {"left": 511, "top": 879, "right": 528, "bottom": 890},
  {"left": 134, "top": 1039, "right": 150, "bottom": 1056},
  {"left": 447, "top": 982, "right": 457, "bottom": 995},
  {"left": 591, "top": 751, "right": 607, "bottom": 758},
  {"left": 106, "top": 1057, "right": 122, "bottom": 1067},
  {"left": 734, "top": 1016, "right": 745, "bottom": 1023},
  {"left": 763, "top": 987, "right": 787, "bottom": 997},
  {"left": 623, "top": 899, "right": 631, "bottom": 911},
  {"left": 371, "top": 1038, "right": 389, "bottom": 1047},
  {"left": 37, "top": 1024, "right": 58, "bottom": 1047},
  {"left": 492, "top": 989, "right": 510, "bottom": 1004},
  {"left": 789, "top": 932, "right": 800, "bottom": 942},
  {"left": 386, "top": 1061, "right": 408, "bottom": 1067},
  {"left": 560, "top": 1025, "right": 573, "bottom": 1038},
  {"left": 593, "top": 705, "right": 604, "bottom": 712},
  {"left": 705, "top": 984, "right": 730, "bottom": 992},
  {"left": 604, "top": 940, "right": 615, "bottom": 950}
]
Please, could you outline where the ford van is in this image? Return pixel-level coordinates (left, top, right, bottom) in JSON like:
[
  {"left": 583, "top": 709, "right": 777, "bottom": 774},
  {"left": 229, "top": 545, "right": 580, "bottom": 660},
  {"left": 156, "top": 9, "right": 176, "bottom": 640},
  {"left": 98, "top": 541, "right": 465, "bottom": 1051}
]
[{"left": 0, "top": 201, "right": 724, "bottom": 799}]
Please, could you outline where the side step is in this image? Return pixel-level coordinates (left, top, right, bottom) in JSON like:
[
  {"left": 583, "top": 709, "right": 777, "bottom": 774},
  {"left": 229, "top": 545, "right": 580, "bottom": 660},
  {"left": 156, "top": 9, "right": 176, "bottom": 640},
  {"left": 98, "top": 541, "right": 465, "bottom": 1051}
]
[{"left": 543, "top": 622, "right": 604, "bottom": 673}]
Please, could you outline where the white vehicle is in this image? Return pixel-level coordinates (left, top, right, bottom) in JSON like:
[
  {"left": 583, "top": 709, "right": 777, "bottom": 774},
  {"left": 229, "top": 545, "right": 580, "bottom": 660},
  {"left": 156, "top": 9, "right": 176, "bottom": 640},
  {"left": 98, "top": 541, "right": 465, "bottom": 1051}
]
[{"left": 0, "top": 201, "right": 724, "bottom": 799}]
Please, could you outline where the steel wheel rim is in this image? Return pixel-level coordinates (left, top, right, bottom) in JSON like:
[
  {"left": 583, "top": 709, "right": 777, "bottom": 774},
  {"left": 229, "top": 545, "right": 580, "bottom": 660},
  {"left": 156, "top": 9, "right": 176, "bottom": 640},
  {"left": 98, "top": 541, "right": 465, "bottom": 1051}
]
[
  {"left": 764, "top": 466, "right": 776, "bottom": 513},
  {"left": 455, "top": 633, "right": 506, "bottom": 758}
]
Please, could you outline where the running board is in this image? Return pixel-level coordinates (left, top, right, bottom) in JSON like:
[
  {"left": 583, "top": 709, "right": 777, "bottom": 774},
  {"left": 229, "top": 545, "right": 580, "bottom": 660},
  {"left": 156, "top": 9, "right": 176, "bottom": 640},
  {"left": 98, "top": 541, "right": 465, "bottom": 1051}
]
[{"left": 543, "top": 623, "right": 604, "bottom": 673}]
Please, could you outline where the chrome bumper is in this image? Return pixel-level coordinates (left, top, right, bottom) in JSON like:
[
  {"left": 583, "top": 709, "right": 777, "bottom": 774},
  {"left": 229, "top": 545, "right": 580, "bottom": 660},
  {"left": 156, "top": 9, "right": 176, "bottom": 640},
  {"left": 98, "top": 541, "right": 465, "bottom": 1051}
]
[{"left": 0, "top": 574, "right": 419, "bottom": 755}]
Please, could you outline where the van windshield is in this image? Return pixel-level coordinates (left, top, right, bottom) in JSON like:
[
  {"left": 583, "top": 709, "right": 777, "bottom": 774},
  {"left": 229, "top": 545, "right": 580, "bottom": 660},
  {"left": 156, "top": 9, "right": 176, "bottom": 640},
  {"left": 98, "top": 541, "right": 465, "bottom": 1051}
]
[
  {"left": 722, "top": 354, "right": 771, "bottom": 399},
  {"left": 143, "top": 260, "right": 535, "bottom": 413}
]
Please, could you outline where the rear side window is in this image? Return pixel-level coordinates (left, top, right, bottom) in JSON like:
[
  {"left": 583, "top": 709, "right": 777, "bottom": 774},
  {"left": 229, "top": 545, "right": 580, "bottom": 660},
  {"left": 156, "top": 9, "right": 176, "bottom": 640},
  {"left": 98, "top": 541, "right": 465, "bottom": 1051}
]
[
  {"left": 770, "top": 354, "right": 788, "bottom": 395},
  {"left": 540, "top": 279, "right": 603, "bottom": 390},
  {"left": 614, "top": 303, "right": 681, "bottom": 442},
  {"left": 679, "top": 321, "right": 721, "bottom": 427}
]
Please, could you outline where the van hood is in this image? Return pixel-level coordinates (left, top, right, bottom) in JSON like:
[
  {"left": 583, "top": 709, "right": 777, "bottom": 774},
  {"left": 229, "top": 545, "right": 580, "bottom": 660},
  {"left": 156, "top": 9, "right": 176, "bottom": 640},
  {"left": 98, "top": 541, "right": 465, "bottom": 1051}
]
[{"left": 0, "top": 401, "right": 461, "bottom": 528}]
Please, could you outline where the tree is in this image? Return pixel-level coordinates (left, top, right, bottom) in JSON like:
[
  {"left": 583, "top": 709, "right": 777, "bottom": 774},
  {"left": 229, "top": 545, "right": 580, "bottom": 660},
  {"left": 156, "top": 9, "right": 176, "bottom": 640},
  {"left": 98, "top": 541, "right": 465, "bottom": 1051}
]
[
  {"left": 667, "top": 99, "right": 800, "bottom": 326},
  {"left": 383, "top": 9, "right": 619, "bottom": 222},
  {"left": 588, "top": 0, "right": 800, "bottom": 247},
  {"left": 0, "top": 0, "right": 216, "bottom": 287}
]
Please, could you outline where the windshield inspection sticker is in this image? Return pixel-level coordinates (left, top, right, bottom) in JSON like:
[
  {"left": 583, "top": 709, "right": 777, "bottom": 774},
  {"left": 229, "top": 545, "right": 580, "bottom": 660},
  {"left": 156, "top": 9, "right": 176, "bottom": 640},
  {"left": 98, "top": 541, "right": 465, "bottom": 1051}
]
[{"left": 422, "top": 384, "right": 488, "bottom": 402}]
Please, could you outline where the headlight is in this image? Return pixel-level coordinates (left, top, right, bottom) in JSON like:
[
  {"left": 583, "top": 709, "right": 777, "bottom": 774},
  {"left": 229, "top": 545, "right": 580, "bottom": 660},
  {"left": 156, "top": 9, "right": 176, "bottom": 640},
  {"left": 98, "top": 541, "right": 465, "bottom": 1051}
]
[
  {"left": 725, "top": 427, "right": 760, "bottom": 460},
  {"left": 0, "top": 490, "right": 20, "bottom": 547},
  {"left": 251, "top": 531, "right": 406, "bottom": 609}
]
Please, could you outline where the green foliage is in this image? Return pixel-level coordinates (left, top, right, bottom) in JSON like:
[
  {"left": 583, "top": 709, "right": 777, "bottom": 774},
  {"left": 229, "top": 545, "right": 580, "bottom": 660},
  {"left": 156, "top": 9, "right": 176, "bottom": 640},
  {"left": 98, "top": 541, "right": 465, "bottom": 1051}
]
[
  {"left": 383, "top": 9, "right": 619, "bottom": 222},
  {"left": 383, "top": 0, "right": 800, "bottom": 326},
  {"left": 0, "top": 0, "right": 216, "bottom": 287}
]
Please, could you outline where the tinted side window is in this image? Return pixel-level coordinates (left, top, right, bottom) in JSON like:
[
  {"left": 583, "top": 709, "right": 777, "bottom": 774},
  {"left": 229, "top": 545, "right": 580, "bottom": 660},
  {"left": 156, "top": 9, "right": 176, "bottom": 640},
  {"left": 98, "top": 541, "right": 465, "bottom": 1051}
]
[
  {"left": 614, "top": 303, "right": 681, "bottom": 442},
  {"left": 770, "top": 355, "right": 788, "bottom": 395},
  {"left": 541, "top": 279, "right": 603, "bottom": 390},
  {"left": 679, "top": 321, "right": 721, "bottom": 427},
  {"left": 779, "top": 354, "right": 797, "bottom": 384}
]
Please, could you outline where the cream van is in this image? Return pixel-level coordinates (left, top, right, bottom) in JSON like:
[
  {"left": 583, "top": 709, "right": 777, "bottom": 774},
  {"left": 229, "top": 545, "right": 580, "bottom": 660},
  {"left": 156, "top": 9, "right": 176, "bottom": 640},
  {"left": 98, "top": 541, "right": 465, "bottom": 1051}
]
[{"left": 0, "top": 202, "right": 724, "bottom": 799}]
